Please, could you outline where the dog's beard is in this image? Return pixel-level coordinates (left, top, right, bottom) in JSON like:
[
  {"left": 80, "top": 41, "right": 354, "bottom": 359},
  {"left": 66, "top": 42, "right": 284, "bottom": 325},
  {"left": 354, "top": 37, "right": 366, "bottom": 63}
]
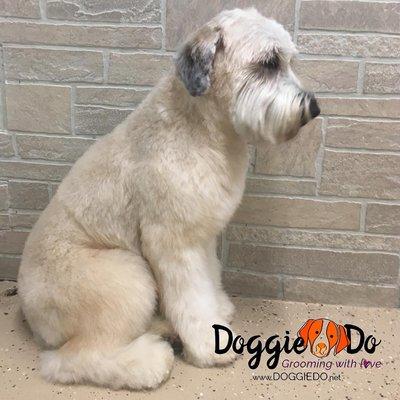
[{"left": 232, "top": 77, "right": 303, "bottom": 144}]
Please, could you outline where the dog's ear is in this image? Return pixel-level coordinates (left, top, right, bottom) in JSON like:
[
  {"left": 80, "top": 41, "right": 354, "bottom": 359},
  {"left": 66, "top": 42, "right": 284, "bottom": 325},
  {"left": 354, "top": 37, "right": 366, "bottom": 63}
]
[
  {"left": 334, "top": 324, "right": 350, "bottom": 355},
  {"left": 297, "top": 319, "right": 314, "bottom": 346},
  {"left": 174, "top": 24, "right": 223, "bottom": 96}
]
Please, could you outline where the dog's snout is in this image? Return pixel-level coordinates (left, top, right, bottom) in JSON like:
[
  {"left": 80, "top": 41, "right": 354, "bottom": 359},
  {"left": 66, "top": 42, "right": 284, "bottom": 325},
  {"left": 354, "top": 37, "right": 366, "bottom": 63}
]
[
  {"left": 300, "top": 93, "right": 320, "bottom": 126},
  {"left": 317, "top": 342, "right": 327, "bottom": 350},
  {"left": 309, "top": 95, "right": 320, "bottom": 119}
]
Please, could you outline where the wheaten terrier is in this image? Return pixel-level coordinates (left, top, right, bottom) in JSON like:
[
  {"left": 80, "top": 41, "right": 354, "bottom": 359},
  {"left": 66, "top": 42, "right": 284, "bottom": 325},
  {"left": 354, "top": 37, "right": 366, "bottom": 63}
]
[{"left": 18, "top": 8, "right": 320, "bottom": 390}]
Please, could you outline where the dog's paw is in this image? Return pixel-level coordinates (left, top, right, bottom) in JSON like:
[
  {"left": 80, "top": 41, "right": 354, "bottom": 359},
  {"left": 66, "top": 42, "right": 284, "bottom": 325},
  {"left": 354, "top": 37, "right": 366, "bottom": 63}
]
[
  {"left": 183, "top": 323, "right": 237, "bottom": 368},
  {"left": 185, "top": 346, "right": 237, "bottom": 368},
  {"left": 124, "top": 334, "right": 175, "bottom": 390}
]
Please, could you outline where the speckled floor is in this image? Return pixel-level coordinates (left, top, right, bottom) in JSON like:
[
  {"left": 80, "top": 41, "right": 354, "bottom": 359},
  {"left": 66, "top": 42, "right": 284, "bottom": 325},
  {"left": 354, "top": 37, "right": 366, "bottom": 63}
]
[{"left": 0, "top": 281, "right": 398, "bottom": 400}]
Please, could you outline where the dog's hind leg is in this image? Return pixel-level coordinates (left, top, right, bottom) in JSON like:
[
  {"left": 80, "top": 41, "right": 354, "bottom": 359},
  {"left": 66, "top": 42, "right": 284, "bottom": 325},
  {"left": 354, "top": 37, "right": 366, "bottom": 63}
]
[
  {"left": 40, "top": 332, "right": 174, "bottom": 390},
  {"left": 19, "top": 248, "right": 174, "bottom": 390}
]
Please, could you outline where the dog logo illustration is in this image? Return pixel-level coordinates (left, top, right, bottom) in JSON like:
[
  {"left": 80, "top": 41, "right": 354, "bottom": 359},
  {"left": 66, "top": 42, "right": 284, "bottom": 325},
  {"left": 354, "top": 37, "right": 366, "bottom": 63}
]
[{"left": 298, "top": 319, "right": 350, "bottom": 358}]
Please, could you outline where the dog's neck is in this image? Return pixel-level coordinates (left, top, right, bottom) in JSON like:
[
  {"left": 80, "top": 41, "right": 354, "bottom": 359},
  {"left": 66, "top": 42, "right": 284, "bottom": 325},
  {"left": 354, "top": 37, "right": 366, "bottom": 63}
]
[{"left": 155, "top": 74, "right": 239, "bottom": 141}]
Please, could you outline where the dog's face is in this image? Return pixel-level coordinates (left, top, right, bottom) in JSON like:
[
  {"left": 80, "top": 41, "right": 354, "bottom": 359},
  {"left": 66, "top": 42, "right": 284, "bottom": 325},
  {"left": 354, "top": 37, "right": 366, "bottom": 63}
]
[
  {"left": 298, "top": 319, "right": 350, "bottom": 358},
  {"left": 175, "top": 8, "right": 320, "bottom": 144}
]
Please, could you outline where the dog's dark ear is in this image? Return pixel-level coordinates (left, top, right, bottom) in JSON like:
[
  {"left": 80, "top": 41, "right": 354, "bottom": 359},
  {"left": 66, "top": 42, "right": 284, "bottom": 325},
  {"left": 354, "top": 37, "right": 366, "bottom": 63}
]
[
  {"left": 297, "top": 319, "right": 315, "bottom": 346},
  {"left": 174, "top": 25, "right": 222, "bottom": 96},
  {"left": 334, "top": 324, "right": 350, "bottom": 355}
]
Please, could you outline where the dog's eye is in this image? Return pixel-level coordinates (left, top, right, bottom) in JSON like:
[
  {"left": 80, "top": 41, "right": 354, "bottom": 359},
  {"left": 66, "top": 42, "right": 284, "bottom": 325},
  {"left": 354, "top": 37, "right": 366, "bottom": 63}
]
[
  {"left": 261, "top": 55, "right": 280, "bottom": 70},
  {"left": 315, "top": 330, "right": 319, "bottom": 334},
  {"left": 330, "top": 335, "right": 334, "bottom": 338}
]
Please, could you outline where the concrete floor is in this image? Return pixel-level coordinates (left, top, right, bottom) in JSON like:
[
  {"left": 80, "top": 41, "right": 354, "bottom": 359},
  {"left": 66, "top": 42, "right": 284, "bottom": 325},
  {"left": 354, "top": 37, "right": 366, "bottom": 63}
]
[{"left": 0, "top": 281, "right": 398, "bottom": 400}]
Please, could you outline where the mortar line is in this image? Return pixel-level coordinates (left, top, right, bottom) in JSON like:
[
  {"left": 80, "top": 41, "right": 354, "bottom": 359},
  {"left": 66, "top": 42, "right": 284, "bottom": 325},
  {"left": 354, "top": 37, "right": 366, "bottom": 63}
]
[
  {"left": 297, "top": 29, "right": 400, "bottom": 38},
  {"left": 102, "top": 50, "right": 110, "bottom": 84},
  {"left": 226, "top": 241, "right": 399, "bottom": 256},
  {"left": 293, "top": 0, "right": 302, "bottom": 44},
  {"left": 39, "top": 0, "right": 47, "bottom": 20},
  {"left": 297, "top": 53, "right": 400, "bottom": 63},
  {"left": 228, "top": 222, "right": 400, "bottom": 238},
  {"left": 2, "top": 43, "right": 174, "bottom": 55},
  {"left": 0, "top": 16, "right": 162, "bottom": 28},
  {"left": 315, "top": 117, "right": 327, "bottom": 195},
  {"left": 360, "top": 202, "right": 368, "bottom": 232},
  {"left": 239, "top": 192, "right": 400, "bottom": 205},
  {"left": 223, "top": 267, "right": 399, "bottom": 289},
  {"left": 160, "top": 0, "right": 167, "bottom": 51},
  {"left": 357, "top": 60, "right": 366, "bottom": 94}
]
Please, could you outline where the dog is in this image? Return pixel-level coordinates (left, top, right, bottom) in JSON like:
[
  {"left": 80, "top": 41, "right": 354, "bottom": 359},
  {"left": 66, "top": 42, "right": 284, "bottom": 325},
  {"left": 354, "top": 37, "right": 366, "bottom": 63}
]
[
  {"left": 298, "top": 319, "right": 350, "bottom": 358},
  {"left": 18, "top": 8, "right": 320, "bottom": 390}
]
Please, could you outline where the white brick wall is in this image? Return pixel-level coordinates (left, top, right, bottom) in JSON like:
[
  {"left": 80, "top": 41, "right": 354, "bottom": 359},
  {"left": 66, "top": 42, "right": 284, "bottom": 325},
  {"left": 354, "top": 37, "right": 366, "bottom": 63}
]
[{"left": 0, "top": 0, "right": 399, "bottom": 307}]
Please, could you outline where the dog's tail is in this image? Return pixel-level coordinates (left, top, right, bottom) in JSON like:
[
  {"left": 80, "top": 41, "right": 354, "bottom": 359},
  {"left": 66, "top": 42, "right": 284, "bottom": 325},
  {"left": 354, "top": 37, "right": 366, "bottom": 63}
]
[{"left": 40, "top": 332, "right": 174, "bottom": 390}]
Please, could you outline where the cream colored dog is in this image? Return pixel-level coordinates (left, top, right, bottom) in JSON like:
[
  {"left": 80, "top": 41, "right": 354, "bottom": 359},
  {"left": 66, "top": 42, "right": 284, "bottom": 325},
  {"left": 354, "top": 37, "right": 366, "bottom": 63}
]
[{"left": 18, "top": 8, "right": 319, "bottom": 390}]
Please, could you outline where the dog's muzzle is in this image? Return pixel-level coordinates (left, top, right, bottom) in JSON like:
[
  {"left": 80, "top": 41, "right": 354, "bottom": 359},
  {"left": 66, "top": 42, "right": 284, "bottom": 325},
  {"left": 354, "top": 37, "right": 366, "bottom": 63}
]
[{"left": 300, "top": 92, "right": 320, "bottom": 126}]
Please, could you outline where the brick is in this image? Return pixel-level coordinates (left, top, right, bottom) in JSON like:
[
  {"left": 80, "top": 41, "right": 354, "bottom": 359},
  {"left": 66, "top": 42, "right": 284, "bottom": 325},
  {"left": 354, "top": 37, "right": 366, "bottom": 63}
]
[
  {"left": 0, "top": 21, "right": 162, "bottom": 49},
  {"left": 0, "top": 0, "right": 40, "bottom": 18},
  {"left": 0, "top": 231, "right": 29, "bottom": 255},
  {"left": 223, "top": 269, "right": 281, "bottom": 298},
  {"left": 10, "top": 212, "right": 40, "bottom": 229},
  {"left": 232, "top": 196, "right": 360, "bottom": 230},
  {"left": 6, "top": 84, "right": 71, "bottom": 134},
  {"left": 76, "top": 87, "right": 149, "bottom": 107},
  {"left": 293, "top": 59, "right": 358, "bottom": 93},
  {"left": 300, "top": 1, "right": 400, "bottom": 34},
  {"left": 0, "top": 132, "right": 14, "bottom": 157},
  {"left": 326, "top": 118, "right": 400, "bottom": 151},
  {"left": 108, "top": 53, "right": 172, "bottom": 86},
  {"left": 227, "top": 225, "right": 400, "bottom": 253},
  {"left": 166, "top": 0, "right": 296, "bottom": 50},
  {"left": 228, "top": 244, "right": 398, "bottom": 284},
  {"left": 0, "top": 214, "right": 9, "bottom": 229},
  {"left": 0, "top": 184, "right": 8, "bottom": 210},
  {"left": 366, "top": 204, "right": 400, "bottom": 236},
  {"left": 5, "top": 47, "right": 103, "bottom": 83},
  {"left": 364, "top": 63, "right": 400, "bottom": 94},
  {"left": 16, "top": 135, "right": 95, "bottom": 162},
  {"left": 284, "top": 277, "right": 399, "bottom": 308},
  {"left": 75, "top": 106, "right": 132, "bottom": 136},
  {"left": 255, "top": 118, "right": 321, "bottom": 177},
  {"left": 8, "top": 181, "right": 49, "bottom": 210},
  {"left": 298, "top": 34, "right": 400, "bottom": 59},
  {"left": 320, "top": 150, "right": 400, "bottom": 200},
  {"left": 0, "top": 161, "right": 70, "bottom": 181},
  {"left": 318, "top": 97, "right": 400, "bottom": 119},
  {"left": 245, "top": 178, "right": 315, "bottom": 196},
  {"left": 47, "top": 0, "right": 161, "bottom": 23},
  {"left": 0, "top": 255, "right": 21, "bottom": 280}
]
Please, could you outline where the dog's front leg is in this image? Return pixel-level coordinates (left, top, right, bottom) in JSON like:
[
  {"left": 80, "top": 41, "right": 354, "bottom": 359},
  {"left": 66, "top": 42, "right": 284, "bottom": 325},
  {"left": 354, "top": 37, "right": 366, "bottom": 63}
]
[
  {"left": 144, "top": 244, "right": 236, "bottom": 368},
  {"left": 206, "top": 238, "right": 235, "bottom": 323}
]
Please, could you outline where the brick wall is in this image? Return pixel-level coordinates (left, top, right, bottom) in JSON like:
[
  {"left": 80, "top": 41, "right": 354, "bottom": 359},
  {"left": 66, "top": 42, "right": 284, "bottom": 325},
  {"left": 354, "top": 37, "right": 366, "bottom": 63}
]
[{"left": 0, "top": 1, "right": 399, "bottom": 307}]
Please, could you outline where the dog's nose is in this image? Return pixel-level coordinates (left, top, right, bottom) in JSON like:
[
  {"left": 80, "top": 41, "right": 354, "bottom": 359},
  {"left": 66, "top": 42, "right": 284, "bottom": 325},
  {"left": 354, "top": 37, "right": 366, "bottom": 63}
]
[
  {"left": 300, "top": 93, "right": 320, "bottom": 126},
  {"left": 317, "top": 342, "right": 327, "bottom": 351},
  {"left": 309, "top": 95, "right": 320, "bottom": 119}
]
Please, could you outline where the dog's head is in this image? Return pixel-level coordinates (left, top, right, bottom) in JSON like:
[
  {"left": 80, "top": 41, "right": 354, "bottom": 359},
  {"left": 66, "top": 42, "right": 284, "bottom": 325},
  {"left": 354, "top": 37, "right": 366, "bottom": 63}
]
[
  {"left": 298, "top": 319, "right": 350, "bottom": 358},
  {"left": 174, "top": 8, "right": 320, "bottom": 144}
]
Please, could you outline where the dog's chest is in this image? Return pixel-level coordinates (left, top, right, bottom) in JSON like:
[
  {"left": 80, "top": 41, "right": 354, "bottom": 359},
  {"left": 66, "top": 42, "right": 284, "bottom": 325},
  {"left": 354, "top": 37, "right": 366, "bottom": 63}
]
[{"left": 175, "top": 140, "right": 248, "bottom": 233}]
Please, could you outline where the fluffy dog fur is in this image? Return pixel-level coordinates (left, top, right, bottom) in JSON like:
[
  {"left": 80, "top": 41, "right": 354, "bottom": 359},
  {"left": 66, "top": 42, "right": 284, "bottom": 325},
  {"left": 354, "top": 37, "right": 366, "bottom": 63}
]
[{"left": 18, "top": 8, "right": 319, "bottom": 390}]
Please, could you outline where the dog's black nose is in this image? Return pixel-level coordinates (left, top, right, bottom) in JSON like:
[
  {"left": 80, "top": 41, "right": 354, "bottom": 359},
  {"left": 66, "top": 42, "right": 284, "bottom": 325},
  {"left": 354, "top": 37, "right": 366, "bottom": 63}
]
[{"left": 309, "top": 95, "right": 320, "bottom": 119}]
